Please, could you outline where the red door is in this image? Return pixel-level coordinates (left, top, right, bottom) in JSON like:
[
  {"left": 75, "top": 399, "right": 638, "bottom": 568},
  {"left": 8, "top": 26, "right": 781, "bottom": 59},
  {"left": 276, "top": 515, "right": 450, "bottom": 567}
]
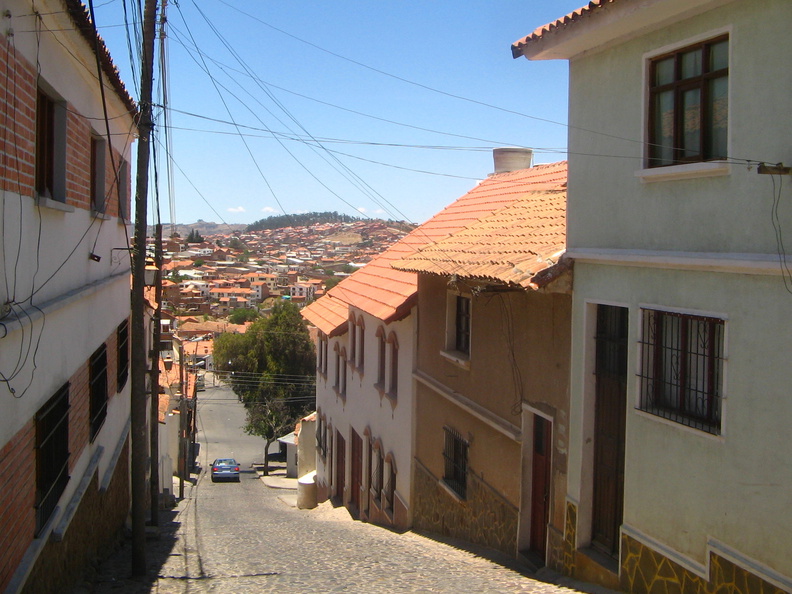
[
  {"left": 592, "top": 305, "right": 628, "bottom": 558},
  {"left": 335, "top": 430, "right": 346, "bottom": 503},
  {"left": 350, "top": 429, "right": 362, "bottom": 515},
  {"left": 529, "top": 414, "right": 552, "bottom": 559}
]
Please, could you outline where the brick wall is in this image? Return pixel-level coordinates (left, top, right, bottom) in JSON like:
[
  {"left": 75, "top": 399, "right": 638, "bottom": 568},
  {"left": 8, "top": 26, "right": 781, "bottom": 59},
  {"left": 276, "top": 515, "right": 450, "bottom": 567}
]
[
  {"left": 22, "top": 438, "right": 130, "bottom": 594},
  {"left": 0, "top": 30, "right": 131, "bottom": 216},
  {"left": 0, "top": 421, "right": 36, "bottom": 593},
  {"left": 0, "top": 38, "right": 37, "bottom": 195}
]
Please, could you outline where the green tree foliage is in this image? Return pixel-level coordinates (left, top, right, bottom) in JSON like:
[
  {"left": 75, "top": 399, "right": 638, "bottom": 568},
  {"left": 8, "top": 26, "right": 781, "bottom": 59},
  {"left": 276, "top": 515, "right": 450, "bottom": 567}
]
[
  {"left": 228, "top": 308, "right": 259, "bottom": 325},
  {"left": 186, "top": 229, "right": 204, "bottom": 243},
  {"left": 324, "top": 276, "right": 342, "bottom": 290},
  {"left": 213, "top": 301, "right": 315, "bottom": 472}
]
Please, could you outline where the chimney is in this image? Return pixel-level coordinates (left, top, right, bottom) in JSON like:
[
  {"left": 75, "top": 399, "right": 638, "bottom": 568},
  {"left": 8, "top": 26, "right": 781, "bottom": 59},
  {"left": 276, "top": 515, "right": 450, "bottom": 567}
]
[{"left": 492, "top": 147, "right": 533, "bottom": 174}]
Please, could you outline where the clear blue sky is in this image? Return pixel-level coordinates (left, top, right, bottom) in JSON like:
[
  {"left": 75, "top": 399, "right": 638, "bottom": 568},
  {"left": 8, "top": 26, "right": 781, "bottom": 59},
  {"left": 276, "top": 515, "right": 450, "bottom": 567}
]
[{"left": 92, "top": 0, "right": 585, "bottom": 227}]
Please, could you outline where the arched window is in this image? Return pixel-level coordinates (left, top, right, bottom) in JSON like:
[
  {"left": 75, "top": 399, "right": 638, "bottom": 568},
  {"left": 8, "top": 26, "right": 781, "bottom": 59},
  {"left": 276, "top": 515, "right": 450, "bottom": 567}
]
[
  {"left": 387, "top": 332, "right": 399, "bottom": 399},
  {"left": 376, "top": 326, "right": 387, "bottom": 388}
]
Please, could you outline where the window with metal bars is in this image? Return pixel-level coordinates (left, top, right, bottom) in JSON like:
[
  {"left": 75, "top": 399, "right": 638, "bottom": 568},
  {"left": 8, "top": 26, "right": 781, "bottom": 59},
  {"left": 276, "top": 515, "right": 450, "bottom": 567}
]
[
  {"left": 638, "top": 309, "right": 724, "bottom": 434},
  {"left": 383, "top": 460, "right": 396, "bottom": 514},
  {"left": 443, "top": 427, "right": 468, "bottom": 499},
  {"left": 455, "top": 296, "right": 471, "bottom": 355},
  {"left": 36, "top": 384, "right": 70, "bottom": 535},
  {"left": 117, "top": 319, "right": 129, "bottom": 392},
  {"left": 89, "top": 344, "right": 108, "bottom": 441}
]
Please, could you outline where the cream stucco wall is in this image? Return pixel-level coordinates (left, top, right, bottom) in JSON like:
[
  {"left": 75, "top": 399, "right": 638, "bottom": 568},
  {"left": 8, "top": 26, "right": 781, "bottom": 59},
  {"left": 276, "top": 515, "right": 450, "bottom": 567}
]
[
  {"left": 566, "top": 0, "right": 792, "bottom": 255},
  {"left": 557, "top": 0, "right": 792, "bottom": 582}
]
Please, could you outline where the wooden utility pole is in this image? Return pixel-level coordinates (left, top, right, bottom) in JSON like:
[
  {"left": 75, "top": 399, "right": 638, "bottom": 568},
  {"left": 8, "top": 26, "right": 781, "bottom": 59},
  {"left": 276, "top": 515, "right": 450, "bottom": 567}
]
[
  {"left": 149, "top": 223, "right": 163, "bottom": 527},
  {"left": 130, "top": 0, "right": 159, "bottom": 577}
]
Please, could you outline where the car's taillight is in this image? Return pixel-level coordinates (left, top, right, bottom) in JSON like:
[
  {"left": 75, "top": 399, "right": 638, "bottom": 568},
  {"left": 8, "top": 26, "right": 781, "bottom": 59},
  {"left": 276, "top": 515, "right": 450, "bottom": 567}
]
[
  {"left": 213, "top": 467, "right": 218, "bottom": 472},
  {"left": 234, "top": 467, "right": 239, "bottom": 471}
]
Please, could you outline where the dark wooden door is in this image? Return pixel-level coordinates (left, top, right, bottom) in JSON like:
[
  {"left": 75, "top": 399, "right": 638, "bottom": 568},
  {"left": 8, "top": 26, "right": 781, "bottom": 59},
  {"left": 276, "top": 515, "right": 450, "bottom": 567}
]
[
  {"left": 592, "top": 305, "right": 628, "bottom": 558},
  {"left": 350, "top": 429, "right": 362, "bottom": 514},
  {"left": 529, "top": 414, "right": 552, "bottom": 559},
  {"left": 335, "top": 430, "right": 346, "bottom": 503}
]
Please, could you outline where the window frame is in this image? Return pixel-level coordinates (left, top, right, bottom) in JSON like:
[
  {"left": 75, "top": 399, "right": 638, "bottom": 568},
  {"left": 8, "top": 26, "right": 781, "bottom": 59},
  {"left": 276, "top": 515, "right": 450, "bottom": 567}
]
[
  {"left": 89, "top": 344, "right": 109, "bottom": 441},
  {"left": 442, "top": 292, "right": 472, "bottom": 366},
  {"left": 116, "top": 319, "right": 129, "bottom": 392},
  {"left": 36, "top": 384, "right": 70, "bottom": 535},
  {"left": 387, "top": 331, "right": 398, "bottom": 400},
  {"left": 376, "top": 326, "right": 387, "bottom": 390},
  {"left": 35, "top": 87, "right": 68, "bottom": 203},
  {"left": 90, "top": 135, "right": 107, "bottom": 213},
  {"left": 356, "top": 315, "right": 365, "bottom": 372},
  {"left": 647, "top": 34, "right": 729, "bottom": 168},
  {"left": 638, "top": 308, "right": 725, "bottom": 435},
  {"left": 442, "top": 426, "right": 468, "bottom": 499}
]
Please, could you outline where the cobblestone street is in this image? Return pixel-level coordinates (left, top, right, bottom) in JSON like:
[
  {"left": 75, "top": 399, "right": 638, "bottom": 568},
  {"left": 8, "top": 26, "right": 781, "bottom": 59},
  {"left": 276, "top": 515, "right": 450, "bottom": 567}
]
[{"left": 73, "top": 385, "right": 606, "bottom": 594}]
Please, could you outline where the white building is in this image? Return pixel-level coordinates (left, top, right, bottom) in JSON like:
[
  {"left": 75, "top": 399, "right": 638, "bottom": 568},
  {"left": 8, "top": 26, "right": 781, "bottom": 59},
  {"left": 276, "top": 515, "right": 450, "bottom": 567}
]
[
  {"left": 514, "top": 0, "right": 792, "bottom": 591},
  {"left": 0, "top": 1, "right": 137, "bottom": 591}
]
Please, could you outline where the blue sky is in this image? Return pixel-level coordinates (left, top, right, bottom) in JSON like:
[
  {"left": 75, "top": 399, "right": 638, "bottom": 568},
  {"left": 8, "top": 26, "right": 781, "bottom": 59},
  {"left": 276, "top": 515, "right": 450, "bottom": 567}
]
[{"left": 92, "top": 0, "right": 585, "bottom": 227}]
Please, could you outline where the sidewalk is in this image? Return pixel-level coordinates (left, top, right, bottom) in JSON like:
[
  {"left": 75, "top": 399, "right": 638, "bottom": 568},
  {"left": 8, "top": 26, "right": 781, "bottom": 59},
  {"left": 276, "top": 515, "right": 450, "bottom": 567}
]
[{"left": 256, "top": 464, "right": 620, "bottom": 594}]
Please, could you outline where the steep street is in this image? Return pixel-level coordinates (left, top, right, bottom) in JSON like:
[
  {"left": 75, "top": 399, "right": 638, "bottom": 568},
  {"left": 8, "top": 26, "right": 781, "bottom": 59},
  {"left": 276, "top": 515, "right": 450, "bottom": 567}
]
[{"left": 75, "top": 381, "right": 594, "bottom": 593}]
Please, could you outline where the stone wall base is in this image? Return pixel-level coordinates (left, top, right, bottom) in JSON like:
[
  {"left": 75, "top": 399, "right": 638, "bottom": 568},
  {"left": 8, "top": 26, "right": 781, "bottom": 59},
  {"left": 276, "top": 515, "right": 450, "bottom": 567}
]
[
  {"left": 620, "top": 534, "right": 788, "bottom": 594},
  {"left": 412, "top": 461, "right": 518, "bottom": 558}
]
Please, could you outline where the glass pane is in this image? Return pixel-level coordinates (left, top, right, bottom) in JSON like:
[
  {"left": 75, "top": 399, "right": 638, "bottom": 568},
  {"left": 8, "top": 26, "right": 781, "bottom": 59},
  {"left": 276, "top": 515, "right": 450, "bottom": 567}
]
[
  {"left": 707, "top": 76, "right": 728, "bottom": 158},
  {"left": 681, "top": 49, "right": 702, "bottom": 79},
  {"left": 710, "top": 40, "right": 728, "bottom": 71},
  {"left": 654, "top": 57, "right": 674, "bottom": 86},
  {"left": 682, "top": 88, "right": 701, "bottom": 158},
  {"left": 652, "top": 90, "right": 674, "bottom": 165}
]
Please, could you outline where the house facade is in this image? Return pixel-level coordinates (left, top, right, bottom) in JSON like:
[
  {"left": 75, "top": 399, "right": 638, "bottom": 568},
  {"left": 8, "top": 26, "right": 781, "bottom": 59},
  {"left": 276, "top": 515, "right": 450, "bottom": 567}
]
[
  {"left": 514, "top": 1, "right": 792, "bottom": 591},
  {"left": 393, "top": 160, "right": 572, "bottom": 566},
  {"left": 0, "top": 1, "right": 136, "bottom": 591}
]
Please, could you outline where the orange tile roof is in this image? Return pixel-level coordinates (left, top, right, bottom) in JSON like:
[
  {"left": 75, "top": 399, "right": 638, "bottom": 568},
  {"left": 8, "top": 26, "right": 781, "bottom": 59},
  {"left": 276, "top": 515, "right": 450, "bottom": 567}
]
[
  {"left": 302, "top": 161, "right": 567, "bottom": 334},
  {"left": 393, "top": 189, "right": 568, "bottom": 289},
  {"left": 511, "top": 0, "right": 615, "bottom": 58}
]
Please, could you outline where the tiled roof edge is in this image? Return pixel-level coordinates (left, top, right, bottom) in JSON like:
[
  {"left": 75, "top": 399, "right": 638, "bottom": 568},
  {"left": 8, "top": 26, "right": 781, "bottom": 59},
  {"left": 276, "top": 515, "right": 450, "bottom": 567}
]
[
  {"left": 511, "top": 0, "right": 615, "bottom": 58},
  {"left": 63, "top": 0, "right": 138, "bottom": 116}
]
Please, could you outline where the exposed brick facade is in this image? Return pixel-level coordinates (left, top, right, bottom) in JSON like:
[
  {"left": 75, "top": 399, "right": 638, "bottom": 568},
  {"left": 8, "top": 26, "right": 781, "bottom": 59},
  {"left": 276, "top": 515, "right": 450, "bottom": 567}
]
[
  {"left": 0, "top": 421, "right": 36, "bottom": 592},
  {"left": 0, "top": 30, "right": 131, "bottom": 216},
  {"left": 22, "top": 439, "right": 130, "bottom": 594}
]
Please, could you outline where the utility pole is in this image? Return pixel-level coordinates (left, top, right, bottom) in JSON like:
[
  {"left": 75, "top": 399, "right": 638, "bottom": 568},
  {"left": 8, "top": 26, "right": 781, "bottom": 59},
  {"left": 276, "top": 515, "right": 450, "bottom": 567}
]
[
  {"left": 149, "top": 223, "right": 163, "bottom": 527},
  {"left": 130, "top": 0, "right": 159, "bottom": 577}
]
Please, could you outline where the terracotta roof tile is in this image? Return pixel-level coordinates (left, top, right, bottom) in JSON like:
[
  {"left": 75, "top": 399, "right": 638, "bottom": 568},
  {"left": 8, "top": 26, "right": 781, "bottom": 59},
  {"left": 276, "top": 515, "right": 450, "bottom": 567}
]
[
  {"left": 302, "top": 161, "right": 567, "bottom": 334},
  {"left": 511, "top": 0, "right": 616, "bottom": 58},
  {"left": 392, "top": 189, "right": 568, "bottom": 289}
]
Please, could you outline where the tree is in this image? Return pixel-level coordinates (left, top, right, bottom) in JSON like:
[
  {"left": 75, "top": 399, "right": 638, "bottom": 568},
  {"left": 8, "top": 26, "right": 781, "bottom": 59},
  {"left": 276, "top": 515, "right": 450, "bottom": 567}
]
[
  {"left": 214, "top": 302, "right": 315, "bottom": 472},
  {"left": 186, "top": 229, "right": 204, "bottom": 243},
  {"left": 228, "top": 308, "right": 259, "bottom": 324},
  {"left": 324, "top": 276, "right": 342, "bottom": 290},
  {"left": 193, "top": 258, "right": 205, "bottom": 267}
]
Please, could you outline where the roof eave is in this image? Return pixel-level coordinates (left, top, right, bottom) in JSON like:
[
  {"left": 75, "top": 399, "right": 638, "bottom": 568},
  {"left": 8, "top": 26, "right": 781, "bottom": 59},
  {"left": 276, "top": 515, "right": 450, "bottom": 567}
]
[{"left": 512, "top": 0, "right": 734, "bottom": 61}]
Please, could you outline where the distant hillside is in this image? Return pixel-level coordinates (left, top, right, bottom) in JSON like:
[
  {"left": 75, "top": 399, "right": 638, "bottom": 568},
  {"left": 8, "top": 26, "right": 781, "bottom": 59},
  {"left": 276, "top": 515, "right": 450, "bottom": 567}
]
[
  {"left": 246, "top": 211, "right": 359, "bottom": 232},
  {"left": 148, "top": 220, "right": 247, "bottom": 238},
  {"left": 246, "top": 211, "right": 416, "bottom": 233}
]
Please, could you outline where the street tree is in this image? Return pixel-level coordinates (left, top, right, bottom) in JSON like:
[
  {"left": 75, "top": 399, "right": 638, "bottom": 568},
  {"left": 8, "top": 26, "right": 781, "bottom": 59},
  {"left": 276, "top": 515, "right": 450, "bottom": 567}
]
[{"left": 214, "top": 301, "right": 315, "bottom": 472}]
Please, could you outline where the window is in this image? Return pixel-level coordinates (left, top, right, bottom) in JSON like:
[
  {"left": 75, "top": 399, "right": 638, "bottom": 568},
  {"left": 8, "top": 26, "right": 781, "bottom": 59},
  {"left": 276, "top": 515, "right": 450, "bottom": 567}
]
[
  {"left": 117, "top": 160, "right": 129, "bottom": 220},
  {"left": 316, "top": 414, "right": 327, "bottom": 458},
  {"left": 648, "top": 36, "right": 728, "bottom": 167},
  {"left": 357, "top": 316, "right": 365, "bottom": 371},
  {"left": 89, "top": 344, "right": 108, "bottom": 440},
  {"left": 387, "top": 332, "right": 398, "bottom": 399},
  {"left": 383, "top": 457, "right": 396, "bottom": 514},
  {"left": 445, "top": 293, "right": 471, "bottom": 357},
  {"left": 317, "top": 332, "right": 326, "bottom": 376},
  {"left": 376, "top": 326, "right": 386, "bottom": 388},
  {"left": 339, "top": 349, "right": 347, "bottom": 397},
  {"left": 443, "top": 426, "right": 468, "bottom": 499},
  {"left": 349, "top": 315, "right": 357, "bottom": 366},
  {"left": 36, "top": 88, "right": 66, "bottom": 202},
  {"left": 333, "top": 344, "right": 340, "bottom": 390},
  {"left": 90, "top": 136, "right": 106, "bottom": 213},
  {"left": 36, "top": 384, "right": 70, "bottom": 535},
  {"left": 371, "top": 443, "right": 384, "bottom": 503},
  {"left": 116, "top": 319, "right": 129, "bottom": 392},
  {"left": 638, "top": 309, "right": 725, "bottom": 434}
]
